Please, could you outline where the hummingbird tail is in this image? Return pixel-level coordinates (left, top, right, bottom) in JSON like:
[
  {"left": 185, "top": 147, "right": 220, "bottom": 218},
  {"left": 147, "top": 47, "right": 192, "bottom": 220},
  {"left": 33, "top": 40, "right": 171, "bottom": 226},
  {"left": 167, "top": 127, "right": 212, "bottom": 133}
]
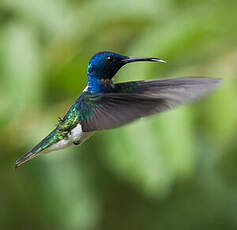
[
  {"left": 15, "top": 151, "right": 38, "bottom": 168},
  {"left": 15, "top": 128, "right": 67, "bottom": 168}
]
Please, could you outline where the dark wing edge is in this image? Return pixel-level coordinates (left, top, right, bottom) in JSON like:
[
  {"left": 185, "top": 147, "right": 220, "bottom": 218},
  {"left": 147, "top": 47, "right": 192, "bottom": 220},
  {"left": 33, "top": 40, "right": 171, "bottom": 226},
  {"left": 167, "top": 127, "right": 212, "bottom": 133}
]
[{"left": 81, "top": 77, "right": 222, "bottom": 131}]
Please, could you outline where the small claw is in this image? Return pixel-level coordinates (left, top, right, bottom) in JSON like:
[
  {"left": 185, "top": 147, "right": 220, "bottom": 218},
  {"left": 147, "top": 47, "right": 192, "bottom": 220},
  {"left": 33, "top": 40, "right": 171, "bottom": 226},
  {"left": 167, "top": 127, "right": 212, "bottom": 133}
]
[{"left": 58, "top": 117, "right": 64, "bottom": 123}]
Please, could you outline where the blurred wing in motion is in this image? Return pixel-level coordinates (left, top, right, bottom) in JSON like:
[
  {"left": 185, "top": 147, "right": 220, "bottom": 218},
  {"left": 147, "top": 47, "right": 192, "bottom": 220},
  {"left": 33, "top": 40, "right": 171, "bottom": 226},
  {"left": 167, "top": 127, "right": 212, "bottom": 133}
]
[{"left": 80, "top": 77, "right": 221, "bottom": 131}]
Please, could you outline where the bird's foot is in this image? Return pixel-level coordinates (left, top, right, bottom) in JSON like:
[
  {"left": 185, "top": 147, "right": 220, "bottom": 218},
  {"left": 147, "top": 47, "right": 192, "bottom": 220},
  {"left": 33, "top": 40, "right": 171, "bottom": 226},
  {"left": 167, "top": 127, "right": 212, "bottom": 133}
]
[{"left": 73, "top": 141, "right": 80, "bottom": 145}]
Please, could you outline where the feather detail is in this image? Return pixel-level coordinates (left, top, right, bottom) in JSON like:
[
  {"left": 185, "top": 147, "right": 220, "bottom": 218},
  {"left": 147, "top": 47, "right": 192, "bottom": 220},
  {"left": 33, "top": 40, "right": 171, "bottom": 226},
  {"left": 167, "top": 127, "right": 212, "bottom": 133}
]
[{"left": 80, "top": 77, "right": 221, "bottom": 131}]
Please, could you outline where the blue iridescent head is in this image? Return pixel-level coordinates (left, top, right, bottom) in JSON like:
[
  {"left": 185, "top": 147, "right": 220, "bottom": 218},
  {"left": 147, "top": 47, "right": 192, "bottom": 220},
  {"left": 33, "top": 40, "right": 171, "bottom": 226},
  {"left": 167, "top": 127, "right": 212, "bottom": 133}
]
[{"left": 87, "top": 51, "right": 166, "bottom": 80}]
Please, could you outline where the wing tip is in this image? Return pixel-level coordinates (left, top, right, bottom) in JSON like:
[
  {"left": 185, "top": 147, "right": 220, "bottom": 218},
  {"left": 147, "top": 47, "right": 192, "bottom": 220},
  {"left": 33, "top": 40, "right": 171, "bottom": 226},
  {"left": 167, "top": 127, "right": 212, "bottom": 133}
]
[
  {"left": 181, "top": 76, "right": 223, "bottom": 85},
  {"left": 200, "top": 77, "right": 223, "bottom": 92},
  {"left": 205, "top": 77, "right": 222, "bottom": 85}
]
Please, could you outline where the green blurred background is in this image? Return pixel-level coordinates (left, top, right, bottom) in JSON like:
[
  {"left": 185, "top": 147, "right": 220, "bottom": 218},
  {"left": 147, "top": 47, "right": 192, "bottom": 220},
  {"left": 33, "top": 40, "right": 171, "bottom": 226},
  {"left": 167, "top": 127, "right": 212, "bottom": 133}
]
[{"left": 1, "top": 0, "right": 237, "bottom": 229}]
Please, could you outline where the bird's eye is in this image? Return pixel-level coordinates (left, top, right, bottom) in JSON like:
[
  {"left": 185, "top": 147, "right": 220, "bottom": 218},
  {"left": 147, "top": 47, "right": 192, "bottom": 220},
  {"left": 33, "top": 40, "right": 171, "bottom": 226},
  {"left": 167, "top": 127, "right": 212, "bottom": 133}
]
[{"left": 106, "top": 56, "right": 114, "bottom": 62}]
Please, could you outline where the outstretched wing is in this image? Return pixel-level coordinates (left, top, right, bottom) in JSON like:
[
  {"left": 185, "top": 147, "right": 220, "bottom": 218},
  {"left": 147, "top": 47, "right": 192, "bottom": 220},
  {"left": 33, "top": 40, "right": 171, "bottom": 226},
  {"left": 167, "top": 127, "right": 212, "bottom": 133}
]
[{"left": 79, "top": 77, "right": 221, "bottom": 132}]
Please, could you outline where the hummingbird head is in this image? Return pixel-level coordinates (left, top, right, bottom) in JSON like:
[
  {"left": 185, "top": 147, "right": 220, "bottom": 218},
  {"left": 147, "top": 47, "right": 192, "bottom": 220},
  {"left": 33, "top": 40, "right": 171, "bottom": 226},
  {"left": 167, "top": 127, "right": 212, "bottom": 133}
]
[{"left": 87, "top": 51, "right": 166, "bottom": 80}]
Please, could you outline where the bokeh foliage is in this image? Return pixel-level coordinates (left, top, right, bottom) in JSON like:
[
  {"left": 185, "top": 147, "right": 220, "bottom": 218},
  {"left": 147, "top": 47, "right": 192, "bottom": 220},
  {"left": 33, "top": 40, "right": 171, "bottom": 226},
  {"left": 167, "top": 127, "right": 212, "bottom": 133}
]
[{"left": 0, "top": 0, "right": 237, "bottom": 229}]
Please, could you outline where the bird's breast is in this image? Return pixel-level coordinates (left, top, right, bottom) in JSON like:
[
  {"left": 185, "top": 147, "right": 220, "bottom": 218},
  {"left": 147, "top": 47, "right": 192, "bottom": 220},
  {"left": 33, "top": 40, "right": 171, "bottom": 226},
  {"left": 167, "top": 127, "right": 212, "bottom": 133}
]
[
  {"left": 69, "top": 124, "right": 83, "bottom": 142},
  {"left": 69, "top": 124, "right": 95, "bottom": 144}
]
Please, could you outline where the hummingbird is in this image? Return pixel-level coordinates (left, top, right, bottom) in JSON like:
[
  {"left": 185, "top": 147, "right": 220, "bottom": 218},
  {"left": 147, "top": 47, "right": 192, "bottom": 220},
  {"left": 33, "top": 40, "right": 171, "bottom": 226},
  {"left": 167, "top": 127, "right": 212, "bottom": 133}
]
[{"left": 15, "top": 51, "right": 221, "bottom": 167}]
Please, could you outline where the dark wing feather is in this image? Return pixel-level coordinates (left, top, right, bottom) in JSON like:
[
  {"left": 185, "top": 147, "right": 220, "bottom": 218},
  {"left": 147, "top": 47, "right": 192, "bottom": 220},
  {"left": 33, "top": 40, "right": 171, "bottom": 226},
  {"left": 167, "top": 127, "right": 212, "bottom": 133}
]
[{"left": 80, "top": 77, "right": 221, "bottom": 131}]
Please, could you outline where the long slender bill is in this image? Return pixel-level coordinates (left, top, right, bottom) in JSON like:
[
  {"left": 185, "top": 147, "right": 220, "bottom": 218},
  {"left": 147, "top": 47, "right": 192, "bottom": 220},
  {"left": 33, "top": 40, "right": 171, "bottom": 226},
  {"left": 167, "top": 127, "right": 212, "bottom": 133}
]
[{"left": 121, "top": 56, "right": 167, "bottom": 64}]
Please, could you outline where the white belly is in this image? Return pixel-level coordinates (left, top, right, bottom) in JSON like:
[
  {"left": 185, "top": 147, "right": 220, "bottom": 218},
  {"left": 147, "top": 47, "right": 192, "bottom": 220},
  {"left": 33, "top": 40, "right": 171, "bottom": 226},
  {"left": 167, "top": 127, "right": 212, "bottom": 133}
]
[
  {"left": 69, "top": 124, "right": 95, "bottom": 144},
  {"left": 42, "top": 139, "right": 72, "bottom": 153},
  {"left": 42, "top": 124, "right": 95, "bottom": 154}
]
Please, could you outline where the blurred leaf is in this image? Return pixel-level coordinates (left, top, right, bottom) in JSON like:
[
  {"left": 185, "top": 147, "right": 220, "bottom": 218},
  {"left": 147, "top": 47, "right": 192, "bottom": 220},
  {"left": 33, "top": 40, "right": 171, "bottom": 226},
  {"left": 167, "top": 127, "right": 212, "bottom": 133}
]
[
  {"left": 2, "top": 23, "right": 43, "bottom": 118},
  {"left": 100, "top": 107, "right": 195, "bottom": 199},
  {"left": 2, "top": 0, "right": 75, "bottom": 39}
]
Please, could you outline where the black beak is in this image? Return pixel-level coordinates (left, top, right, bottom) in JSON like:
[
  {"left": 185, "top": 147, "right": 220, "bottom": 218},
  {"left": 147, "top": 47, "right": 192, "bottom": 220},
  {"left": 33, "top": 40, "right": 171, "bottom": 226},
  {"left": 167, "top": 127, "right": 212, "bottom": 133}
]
[{"left": 121, "top": 56, "right": 166, "bottom": 64}]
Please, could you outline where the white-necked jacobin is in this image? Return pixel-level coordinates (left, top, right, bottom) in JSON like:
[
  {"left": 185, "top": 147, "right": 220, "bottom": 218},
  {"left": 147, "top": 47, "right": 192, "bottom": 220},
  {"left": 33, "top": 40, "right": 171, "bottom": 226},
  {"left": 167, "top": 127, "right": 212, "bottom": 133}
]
[{"left": 15, "top": 51, "right": 221, "bottom": 167}]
